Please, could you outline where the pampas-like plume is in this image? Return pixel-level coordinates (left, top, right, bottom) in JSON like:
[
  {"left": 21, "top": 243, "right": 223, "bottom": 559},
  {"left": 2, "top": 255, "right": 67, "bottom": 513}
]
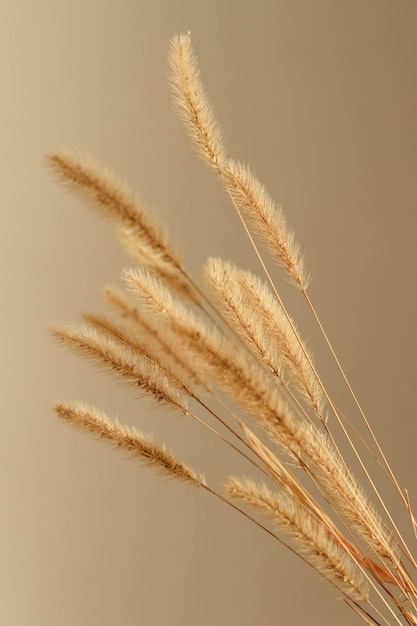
[
  {"left": 54, "top": 402, "right": 203, "bottom": 487},
  {"left": 51, "top": 324, "right": 189, "bottom": 412},
  {"left": 225, "top": 476, "right": 370, "bottom": 600},
  {"left": 221, "top": 159, "right": 310, "bottom": 290},
  {"left": 168, "top": 33, "right": 227, "bottom": 168}
]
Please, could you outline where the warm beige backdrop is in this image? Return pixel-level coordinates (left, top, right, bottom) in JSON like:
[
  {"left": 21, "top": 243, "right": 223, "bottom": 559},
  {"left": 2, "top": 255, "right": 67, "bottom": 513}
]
[{"left": 2, "top": 1, "right": 417, "bottom": 625}]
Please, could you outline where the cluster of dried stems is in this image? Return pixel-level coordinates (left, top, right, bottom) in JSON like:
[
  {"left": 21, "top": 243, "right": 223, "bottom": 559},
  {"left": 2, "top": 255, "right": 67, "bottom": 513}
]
[{"left": 49, "top": 34, "right": 417, "bottom": 625}]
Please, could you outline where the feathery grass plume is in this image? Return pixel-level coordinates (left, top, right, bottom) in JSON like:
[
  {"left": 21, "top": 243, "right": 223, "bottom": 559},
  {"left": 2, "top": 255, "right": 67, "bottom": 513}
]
[
  {"left": 221, "top": 159, "right": 310, "bottom": 290},
  {"left": 204, "top": 257, "right": 324, "bottom": 417},
  {"left": 203, "top": 257, "right": 286, "bottom": 380},
  {"left": 47, "top": 150, "right": 197, "bottom": 303},
  {"left": 51, "top": 324, "right": 189, "bottom": 412},
  {"left": 302, "top": 427, "right": 401, "bottom": 567},
  {"left": 225, "top": 476, "right": 370, "bottom": 600},
  {"left": 168, "top": 33, "right": 227, "bottom": 168},
  {"left": 54, "top": 402, "right": 203, "bottom": 486}
]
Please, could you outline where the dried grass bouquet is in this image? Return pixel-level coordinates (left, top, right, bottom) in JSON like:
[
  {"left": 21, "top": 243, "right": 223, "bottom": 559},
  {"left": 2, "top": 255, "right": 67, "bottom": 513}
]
[{"left": 48, "top": 34, "right": 417, "bottom": 626}]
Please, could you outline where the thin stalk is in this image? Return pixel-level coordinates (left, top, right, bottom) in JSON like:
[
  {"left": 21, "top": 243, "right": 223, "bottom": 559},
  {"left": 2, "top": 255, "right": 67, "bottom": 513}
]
[
  {"left": 344, "top": 599, "right": 384, "bottom": 626},
  {"left": 334, "top": 404, "right": 395, "bottom": 488},
  {"left": 405, "top": 490, "right": 417, "bottom": 539},
  {"left": 334, "top": 408, "right": 417, "bottom": 571}
]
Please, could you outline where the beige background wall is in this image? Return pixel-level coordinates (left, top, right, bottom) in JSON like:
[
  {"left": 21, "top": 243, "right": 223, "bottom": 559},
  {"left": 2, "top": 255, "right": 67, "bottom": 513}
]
[{"left": 1, "top": 1, "right": 417, "bottom": 625}]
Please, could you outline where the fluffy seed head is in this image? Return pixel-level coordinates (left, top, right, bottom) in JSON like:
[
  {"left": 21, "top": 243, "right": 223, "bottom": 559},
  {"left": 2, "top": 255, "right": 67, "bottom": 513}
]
[{"left": 54, "top": 402, "right": 203, "bottom": 487}]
